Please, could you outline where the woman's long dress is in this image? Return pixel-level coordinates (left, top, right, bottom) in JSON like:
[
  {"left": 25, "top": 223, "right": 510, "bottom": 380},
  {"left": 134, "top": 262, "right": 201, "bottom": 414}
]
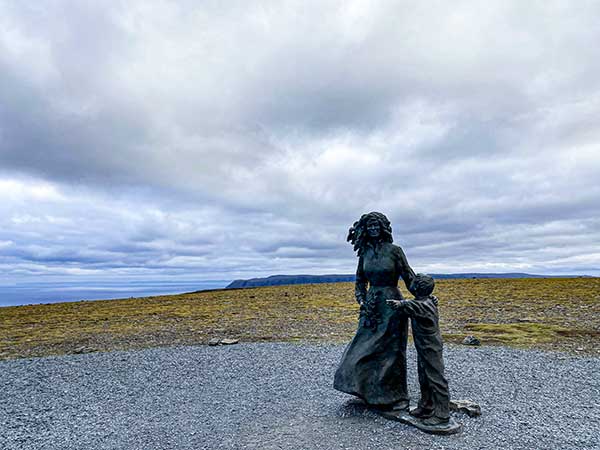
[{"left": 333, "top": 242, "right": 415, "bottom": 406}]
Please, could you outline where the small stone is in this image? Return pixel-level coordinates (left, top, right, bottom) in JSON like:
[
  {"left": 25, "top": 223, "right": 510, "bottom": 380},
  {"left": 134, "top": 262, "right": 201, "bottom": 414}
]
[
  {"left": 221, "top": 338, "right": 239, "bottom": 345},
  {"left": 449, "top": 399, "right": 482, "bottom": 417},
  {"left": 517, "top": 317, "right": 534, "bottom": 323},
  {"left": 208, "top": 338, "right": 220, "bottom": 346},
  {"left": 462, "top": 335, "right": 481, "bottom": 346}
]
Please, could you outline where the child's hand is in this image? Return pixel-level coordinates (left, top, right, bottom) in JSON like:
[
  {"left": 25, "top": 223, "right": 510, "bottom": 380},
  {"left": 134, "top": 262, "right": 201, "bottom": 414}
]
[{"left": 386, "top": 299, "right": 402, "bottom": 310}]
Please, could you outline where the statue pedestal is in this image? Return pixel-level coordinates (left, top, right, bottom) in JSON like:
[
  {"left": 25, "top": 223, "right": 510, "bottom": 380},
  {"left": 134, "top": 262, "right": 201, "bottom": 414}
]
[
  {"left": 375, "top": 408, "right": 463, "bottom": 435},
  {"left": 340, "top": 399, "right": 464, "bottom": 435}
]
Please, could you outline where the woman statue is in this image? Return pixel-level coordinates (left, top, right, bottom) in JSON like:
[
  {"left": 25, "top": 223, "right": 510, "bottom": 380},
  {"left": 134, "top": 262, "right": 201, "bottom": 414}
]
[{"left": 334, "top": 211, "right": 416, "bottom": 411}]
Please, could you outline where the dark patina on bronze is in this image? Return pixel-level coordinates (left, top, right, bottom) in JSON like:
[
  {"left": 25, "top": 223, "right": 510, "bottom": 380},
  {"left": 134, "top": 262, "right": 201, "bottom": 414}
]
[{"left": 334, "top": 212, "right": 471, "bottom": 435}]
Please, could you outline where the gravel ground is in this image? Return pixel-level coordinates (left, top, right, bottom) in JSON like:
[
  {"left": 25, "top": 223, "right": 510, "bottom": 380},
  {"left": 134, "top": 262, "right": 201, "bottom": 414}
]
[{"left": 1, "top": 343, "right": 599, "bottom": 450}]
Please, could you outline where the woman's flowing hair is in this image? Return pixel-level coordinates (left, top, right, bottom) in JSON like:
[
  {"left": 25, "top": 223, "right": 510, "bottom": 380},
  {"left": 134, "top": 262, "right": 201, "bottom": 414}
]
[{"left": 347, "top": 211, "right": 393, "bottom": 256}]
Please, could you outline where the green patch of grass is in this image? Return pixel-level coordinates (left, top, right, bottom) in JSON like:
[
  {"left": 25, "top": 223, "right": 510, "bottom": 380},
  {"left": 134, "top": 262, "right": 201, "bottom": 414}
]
[{"left": 463, "top": 322, "right": 572, "bottom": 346}]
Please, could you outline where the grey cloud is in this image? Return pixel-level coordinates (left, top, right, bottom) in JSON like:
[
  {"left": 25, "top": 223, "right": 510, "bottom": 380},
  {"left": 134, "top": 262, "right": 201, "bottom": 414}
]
[{"left": 1, "top": 1, "right": 600, "bottom": 283}]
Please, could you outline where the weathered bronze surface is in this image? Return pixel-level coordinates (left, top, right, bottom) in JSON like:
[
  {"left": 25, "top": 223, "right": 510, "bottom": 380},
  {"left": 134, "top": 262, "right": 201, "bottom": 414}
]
[{"left": 334, "top": 212, "right": 473, "bottom": 434}]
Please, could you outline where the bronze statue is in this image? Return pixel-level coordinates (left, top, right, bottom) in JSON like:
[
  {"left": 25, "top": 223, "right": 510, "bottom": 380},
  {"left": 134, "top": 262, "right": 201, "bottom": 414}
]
[
  {"left": 334, "top": 212, "right": 416, "bottom": 410},
  {"left": 334, "top": 212, "right": 463, "bottom": 434},
  {"left": 387, "top": 274, "right": 450, "bottom": 426}
]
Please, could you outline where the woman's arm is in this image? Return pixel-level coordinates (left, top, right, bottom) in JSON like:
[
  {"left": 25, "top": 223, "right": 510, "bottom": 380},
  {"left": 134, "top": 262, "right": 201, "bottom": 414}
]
[
  {"left": 396, "top": 246, "right": 416, "bottom": 295},
  {"left": 355, "top": 255, "right": 367, "bottom": 305}
]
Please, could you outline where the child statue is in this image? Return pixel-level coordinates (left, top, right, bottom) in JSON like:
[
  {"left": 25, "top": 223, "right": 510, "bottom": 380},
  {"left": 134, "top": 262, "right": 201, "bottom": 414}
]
[{"left": 387, "top": 274, "right": 450, "bottom": 426}]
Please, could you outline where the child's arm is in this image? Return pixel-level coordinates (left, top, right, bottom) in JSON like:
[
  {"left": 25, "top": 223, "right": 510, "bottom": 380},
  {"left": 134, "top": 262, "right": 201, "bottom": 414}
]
[
  {"left": 386, "top": 298, "right": 418, "bottom": 316},
  {"left": 386, "top": 298, "right": 433, "bottom": 318}
]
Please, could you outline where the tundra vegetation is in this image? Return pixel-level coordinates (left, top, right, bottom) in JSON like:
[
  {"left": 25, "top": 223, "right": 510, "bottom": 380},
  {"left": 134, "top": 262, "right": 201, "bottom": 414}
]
[{"left": 1, "top": 278, "right": 598, "bottom": 360}]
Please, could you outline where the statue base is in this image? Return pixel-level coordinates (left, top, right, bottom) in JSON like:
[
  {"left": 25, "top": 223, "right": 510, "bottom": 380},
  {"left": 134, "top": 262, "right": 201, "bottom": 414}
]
[
  {"left": 375, "top": 408, "right": 463, "bottom": 435},
  {"left": 339, "top": 399, "right": 463, "bottom": 435}
]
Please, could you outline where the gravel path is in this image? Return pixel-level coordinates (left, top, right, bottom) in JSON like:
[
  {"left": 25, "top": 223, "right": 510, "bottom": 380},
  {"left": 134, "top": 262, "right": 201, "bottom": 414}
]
[{"left": 1, "top": 343, "right": 599, "bottom": 450}]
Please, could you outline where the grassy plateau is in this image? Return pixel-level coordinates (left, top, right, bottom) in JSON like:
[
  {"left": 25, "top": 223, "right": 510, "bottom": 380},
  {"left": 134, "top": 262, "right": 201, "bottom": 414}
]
[{"left": 1, "top": 278, "right": 598, "bottom": 360}]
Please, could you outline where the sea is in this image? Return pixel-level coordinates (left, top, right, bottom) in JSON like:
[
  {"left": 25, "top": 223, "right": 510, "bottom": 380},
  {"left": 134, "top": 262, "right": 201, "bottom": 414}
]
[{"left": 0, "top": 280, "right": 230, "bottom": 307}]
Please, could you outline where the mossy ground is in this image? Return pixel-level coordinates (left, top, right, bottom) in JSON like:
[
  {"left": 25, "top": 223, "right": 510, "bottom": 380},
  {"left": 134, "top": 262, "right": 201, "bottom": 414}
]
[{"left": 1, "top": 278, "right": 598, "bottom": 360}]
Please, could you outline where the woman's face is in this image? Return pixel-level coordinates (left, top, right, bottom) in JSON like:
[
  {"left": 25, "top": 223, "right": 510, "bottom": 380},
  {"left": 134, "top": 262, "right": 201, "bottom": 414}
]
[{"left": 366, "top": 219, "right": 381, "bottom": 239}]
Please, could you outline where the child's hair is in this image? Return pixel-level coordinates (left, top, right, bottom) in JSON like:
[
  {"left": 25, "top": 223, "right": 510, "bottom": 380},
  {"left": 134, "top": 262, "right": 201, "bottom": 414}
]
[{"left": 412, "top": 273, "right": 435, "bottom": 297}]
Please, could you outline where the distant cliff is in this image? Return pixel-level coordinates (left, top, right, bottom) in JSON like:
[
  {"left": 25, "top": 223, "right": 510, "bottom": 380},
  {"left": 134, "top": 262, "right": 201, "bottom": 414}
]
[
  {"left": 225, "top": 272, "right": 560, "bottom": 289},
  {"left": 226, "top": 274, "right": 356, "bottom": 289}
]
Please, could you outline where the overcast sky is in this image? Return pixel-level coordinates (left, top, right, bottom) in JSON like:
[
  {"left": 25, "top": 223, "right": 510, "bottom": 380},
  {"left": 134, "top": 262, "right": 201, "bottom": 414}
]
[{"left": 1, "top": 0, "right": 600, "bottom": 284}]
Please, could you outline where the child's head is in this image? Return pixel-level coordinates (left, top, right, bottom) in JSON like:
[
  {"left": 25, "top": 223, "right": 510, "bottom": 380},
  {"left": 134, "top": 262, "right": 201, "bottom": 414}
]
[{"left": 411, "top": 273, "right": 435, "bottom": 297}]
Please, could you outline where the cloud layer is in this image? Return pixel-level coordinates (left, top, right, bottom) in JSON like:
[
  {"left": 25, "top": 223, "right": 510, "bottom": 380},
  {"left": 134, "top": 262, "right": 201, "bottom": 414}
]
[{"left": 2, "top": 0, "right": 600, "bottom": 282}]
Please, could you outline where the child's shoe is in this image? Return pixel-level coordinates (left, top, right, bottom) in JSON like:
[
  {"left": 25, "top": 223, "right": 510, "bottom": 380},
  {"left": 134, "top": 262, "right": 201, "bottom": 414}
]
[
  {"left": 410, "top": 406, "right": 434, "bottom": 418},
  {"left": 422, "top": 415, "right": 449, "bottom": 426}
]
